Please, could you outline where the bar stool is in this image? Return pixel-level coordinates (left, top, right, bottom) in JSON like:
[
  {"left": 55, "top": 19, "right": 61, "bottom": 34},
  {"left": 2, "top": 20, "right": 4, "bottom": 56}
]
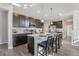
[
  {"left": 57, "top": 33, "right": 62, "bottom": 49},
  {"left": 37, "top": 36, "right": 52, "bottom": 56},
  {"left": 52, "top": 35, "right": 58, "bottom": 53}
]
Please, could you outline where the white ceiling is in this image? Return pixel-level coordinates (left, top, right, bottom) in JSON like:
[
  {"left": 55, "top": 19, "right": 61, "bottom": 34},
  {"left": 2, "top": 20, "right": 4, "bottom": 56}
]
[{"left": 12, "top": 3, "right": 79, "bottom": 21}]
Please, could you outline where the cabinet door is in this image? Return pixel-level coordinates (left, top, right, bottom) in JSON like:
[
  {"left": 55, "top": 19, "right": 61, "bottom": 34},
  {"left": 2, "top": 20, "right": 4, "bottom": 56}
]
[
  {"left": 35, "top": 20, "right": 43, "bottom": 28},
  {"left": 13, "top": 15, "right": 20, "bottom": 27},
  {"left": 27, "top": 36, "right": 34, "bottom": 55},
  {"left": 19, "top": 15, "right": 25, "bottom": 27},
  {"left": 13, "top": 34, "right": 27, "bottom": 47}
]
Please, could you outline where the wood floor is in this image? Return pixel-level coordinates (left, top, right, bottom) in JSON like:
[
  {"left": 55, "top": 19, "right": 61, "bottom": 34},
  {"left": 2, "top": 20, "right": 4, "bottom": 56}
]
[
  {"left": 0, "top": 44, "right": 32, "bottom": 56},
  {"left": 0, "top": 37, "right": 79, "bottom": 56},
  {"left": 56, "top": 37, "right": 79, "bottom": 56}
]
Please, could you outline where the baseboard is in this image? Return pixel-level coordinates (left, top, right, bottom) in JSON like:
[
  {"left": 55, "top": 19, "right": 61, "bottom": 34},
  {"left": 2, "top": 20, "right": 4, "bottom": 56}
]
[
  {"left": 0, "top": 42, "right": 13, "bottom": 49},
  {"left": 0, "top": 42, "right": 8, "bottom": 45},
  {"left": 8, "top": 46, "right": 13, "bottom": 49}
]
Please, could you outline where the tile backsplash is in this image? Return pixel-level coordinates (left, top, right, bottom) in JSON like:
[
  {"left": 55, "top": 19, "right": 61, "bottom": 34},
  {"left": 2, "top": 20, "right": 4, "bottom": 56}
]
[{"left": 12, "top": 27, "right": 42, "bottom": 34}]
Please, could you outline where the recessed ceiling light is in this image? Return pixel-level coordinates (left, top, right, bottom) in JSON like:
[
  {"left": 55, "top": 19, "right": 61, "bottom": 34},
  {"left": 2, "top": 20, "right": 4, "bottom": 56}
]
[
  {"left": 24, "top": 4, "right": 27, "bottom": 7},
  {"left": 11, "top": 3, "right": 21, "bottom": 7},
  {"left": 23, "top": 4, "right": 27, "bottom": 9},
  {"left": 23, "top": 7, "right": 27, "bottom": 9}
]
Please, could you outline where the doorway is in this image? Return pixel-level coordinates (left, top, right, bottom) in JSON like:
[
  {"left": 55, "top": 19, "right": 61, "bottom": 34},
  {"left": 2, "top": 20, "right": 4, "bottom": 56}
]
[{"left": 0, "top": 9, "right": 8, "bottom": 50}]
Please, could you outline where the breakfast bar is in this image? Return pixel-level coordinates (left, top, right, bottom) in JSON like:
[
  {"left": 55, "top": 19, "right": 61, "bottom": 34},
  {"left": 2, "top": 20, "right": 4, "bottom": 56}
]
[{"left": 27, "top": 34, "right": 48, "bottom": 56}]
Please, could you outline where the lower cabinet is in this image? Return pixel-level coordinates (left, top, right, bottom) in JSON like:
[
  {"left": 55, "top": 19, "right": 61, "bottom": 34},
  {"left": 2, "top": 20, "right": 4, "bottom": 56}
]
[
  {"left": 27, "top": 36, "right": 34, "bottom": 55},
  {"left": 13, "top": 34, "right": 27, "bottom": 47}
]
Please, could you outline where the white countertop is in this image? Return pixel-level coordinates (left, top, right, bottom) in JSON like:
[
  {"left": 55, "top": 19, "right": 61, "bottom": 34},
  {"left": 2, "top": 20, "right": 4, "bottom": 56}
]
[
  {"left": 27, "top": 33, "right": 52, "bottom": 37},
  {"left": 13, "top": 32, "right": 32, "bottom": 35}
]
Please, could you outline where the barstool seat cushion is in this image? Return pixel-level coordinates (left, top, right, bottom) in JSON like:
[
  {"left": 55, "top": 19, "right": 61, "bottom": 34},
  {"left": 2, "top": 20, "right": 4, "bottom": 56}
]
[{"left": 38, "top": 41, "right": 47, "bottom": 48}]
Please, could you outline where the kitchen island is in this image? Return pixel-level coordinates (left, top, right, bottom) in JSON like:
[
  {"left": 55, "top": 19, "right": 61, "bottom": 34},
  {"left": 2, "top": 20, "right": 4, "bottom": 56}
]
[{"left": 27, "top": 34, "right": 48, "bottom": 56}]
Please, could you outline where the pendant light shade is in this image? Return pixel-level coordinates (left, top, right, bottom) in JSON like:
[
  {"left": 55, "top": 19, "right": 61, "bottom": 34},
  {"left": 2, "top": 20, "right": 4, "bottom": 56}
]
[
  {"left": 41, "top": 19, "right": 44, "bottom": 23},
  {"left": 41, "top": 4, "right": 44, "bottom": 22}
]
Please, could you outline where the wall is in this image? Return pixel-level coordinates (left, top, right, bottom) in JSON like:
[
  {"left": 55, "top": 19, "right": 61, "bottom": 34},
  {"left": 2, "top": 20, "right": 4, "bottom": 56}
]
[
  {"left": 62, "top": 18, "right": 73, "bottom": 39},
  {"left": 73, "top": 11, "right": 79, "bottom": 42},
  {"left": 13, "top": 6, "right": 27, "bottom": 16},
  {"left": 43, "top": 20, "right": 51, "bottom": 33},
  {"left": 0, "top": 10, "right": 8, "bottom": 44},
  {"left": 0, "top": 4, "right": 13, "bottom": 49},
  {"left": 0, "top": 10, "right": 2, "bottom": 44}
]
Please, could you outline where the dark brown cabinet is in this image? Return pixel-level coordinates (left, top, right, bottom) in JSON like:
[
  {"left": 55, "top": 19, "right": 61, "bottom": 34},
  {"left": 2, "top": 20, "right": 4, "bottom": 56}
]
[
  {"left": 19, "top": 15, "right": 26, "bottom": 27},
  {"left": 13, "top": 14, "right": 43, "bottom": 28},
  {"left": 13, "top": 34, "right": 27, "bottom": 47},
  {"left": 29, "top": 19, "right": 43, "bottom": 28},
  {"left": 35, "top": 20, "right": 43, "bottom": 28},
  {"left": 27, "top": 36, "right": 34, "bottom": 55},
  {"left": 53, "top": 21, "right": 62, "bottom": 28},
  {"left": 13, "top": 15, "right": 27, "bottom": 27},
  {"left": 13, "top": 15, "right": 20, "bottom": 27}
]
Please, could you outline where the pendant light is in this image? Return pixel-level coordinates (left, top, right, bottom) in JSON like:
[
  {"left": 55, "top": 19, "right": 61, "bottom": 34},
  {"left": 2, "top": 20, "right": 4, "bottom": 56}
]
[
  {"left": 50, "top": 8, "right": 53, "bottom": 25},
  {"left": 41, "top": 4, "right": 44, "bottom": 23},
  {"left": 41, "top": 19, "right": 44, "bottom": 22}
]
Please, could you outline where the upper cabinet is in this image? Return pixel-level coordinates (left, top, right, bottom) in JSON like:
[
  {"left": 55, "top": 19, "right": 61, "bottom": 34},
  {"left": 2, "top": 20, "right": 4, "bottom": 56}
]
[
  {"left": 13, "top": 14, "right": 29, "bottom": 28},
  {"left": 13, "top": 14, "right": 43, "bottom": 28},
  {"left": 19, "top": 15, "right": 26, "bottom": 27},
  {"left": 35, "top": 20, "right": 43, "bottom": 28},
  {"left": 13, "top": 15, "right": 27, "bottom": 27},
  {"left": 53, "top": 21, "right": 62, "bottom": 28},
  {"left": 13, "top": 15, "right": 20, "bottom": 27}
]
